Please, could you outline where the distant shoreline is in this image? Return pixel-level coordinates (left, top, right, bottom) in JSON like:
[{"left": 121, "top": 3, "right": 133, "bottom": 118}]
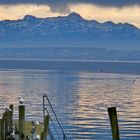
[
  {"left": 0, "top": 58, "right": 140, "bottom": 63},
  {"left": 0, "top": 59, "right": 140, "bottom": 75}
]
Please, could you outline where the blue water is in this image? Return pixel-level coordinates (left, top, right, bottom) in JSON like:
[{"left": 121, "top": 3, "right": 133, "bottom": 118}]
[
  {"left": 0, "top": 59, "right": 140, "bottom": 74},
  {"left": 0, "top": 60, "right": 140, "bottom": 139}
]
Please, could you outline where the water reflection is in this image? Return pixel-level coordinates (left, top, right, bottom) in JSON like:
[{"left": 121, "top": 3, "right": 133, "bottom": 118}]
[{"left": 0, "top": 70, "right": 140, "bottom": 139}]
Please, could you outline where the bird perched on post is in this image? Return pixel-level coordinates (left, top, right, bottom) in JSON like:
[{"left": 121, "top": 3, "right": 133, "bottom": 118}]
[
  {"left": 4, "top": 105, "right": 12, "bottom": 112},
  {"left": 34, "top": 135, "right": 40, "bottom": 140},
  {"left": 18, "top": 96, "right": 24, "bottom": 105}
]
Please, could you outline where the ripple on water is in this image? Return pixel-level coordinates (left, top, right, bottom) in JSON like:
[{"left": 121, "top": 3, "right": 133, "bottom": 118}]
[{"left": 0, "top": 70, "right": 140, "bottom": 139}]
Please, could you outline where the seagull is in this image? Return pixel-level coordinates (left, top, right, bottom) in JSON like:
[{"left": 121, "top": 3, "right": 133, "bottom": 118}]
[
  {"left": 35, "top": 120, "right": 40, "bottom": 125},
  {"left": 34, "top": 135, "right": 40, "bottom": 140},
  {"left": 4, "top": 105, "right": 12, "bottom": 112},
  {"left": 18, "top": 96, "right": 24, "bottom": 104}
]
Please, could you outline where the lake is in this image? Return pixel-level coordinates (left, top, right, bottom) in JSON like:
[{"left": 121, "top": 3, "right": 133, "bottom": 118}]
[{"left": 0, "top": 60, "right": 140, "bottom": 139}]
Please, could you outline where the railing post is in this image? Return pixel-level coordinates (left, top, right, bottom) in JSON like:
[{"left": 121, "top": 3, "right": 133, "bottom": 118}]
[
  {"left": 19, "top": 105, "right": 25, "bottom": 140},
  {"left": 108, "top": 107, "right": 120, "bottom": 140}
]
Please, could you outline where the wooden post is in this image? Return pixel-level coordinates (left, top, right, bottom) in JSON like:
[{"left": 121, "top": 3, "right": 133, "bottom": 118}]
[
  {"left": 19, "top": 105, "right": 25, "bottom": 140},
  {"left": 9, "top": 104, "right": 14, "bottom": 131},
  {"left": 0, "top": 118, "right": 5, "bottom": 140},
  {"left": 9, "top": 104, "right": 14, "bottom": 121},
  {"left": 108, "top": 107, "right": 120, "bottom": 140},
  {"left": 44, "top": 115, "right": 49, "bottom": 140},
  {"left": 0, "top": 119, "right": 2, "bottom": 140},
  {"left": 3, "top": 112, "right": 9, "bottom": 137},
  {"left": 40, "top": 132, "right": 44, "bottom": 140}
]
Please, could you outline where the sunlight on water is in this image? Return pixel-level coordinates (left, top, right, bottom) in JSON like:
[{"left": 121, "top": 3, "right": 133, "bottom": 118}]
[{"left": 0, "top": 69, "right": 140, "bottom": 139}]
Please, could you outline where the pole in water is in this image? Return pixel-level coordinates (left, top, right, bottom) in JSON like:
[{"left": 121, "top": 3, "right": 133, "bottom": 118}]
[
  {"left": 0, "top": 118, "right": 5, "bottom": 140},
  {"left": 44, "top": 115, "right": 49, "bottom": 140},
  {"left": 108, "top": 107, "right": 120, "bottom": 140},
  {"left": 9, "top": 105, "right": 14, "bottom": 121},
  {"left": 3, "top": 111, "right": 9, "bottom": 137},
  {"left": 40, "top": 132, "right": 44, "bottom": 140},
  {"left": 19, "top": 105, "right": 25, "bottom": 140},
  {"left": 9, "top": 104, "right": 14, "bottom": 131}
]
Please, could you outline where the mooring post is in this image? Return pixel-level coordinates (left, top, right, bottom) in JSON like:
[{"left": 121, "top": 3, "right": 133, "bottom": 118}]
[
  {"left": 19, "top": 105, "right": 25, "bottom": 140},
  {"left": 0, "top": 118, "right": 5, "bottom": 140},
  {"left": 9, "top": 104, "right": 13, "bottom": 121},
  {"left": 108, "top": 107, "right": 120, "bottom": 140},
  {"left": 1, "top": 117, "right": 5, "bottom": 140},
  {"left": 9, "top": 104, "right": 14, "bottom": 130},
  {"left": 40, "top": 132, "right": 44, "bottom": 140},
  {"left": 3, "top": 111, "right": 9, "bottom": 137},
  {"left": 44, "top": 115, "right": 49, "bottom": 140},
  {"left": 0, "top": 119, "right": 2, "bottom": 140}
]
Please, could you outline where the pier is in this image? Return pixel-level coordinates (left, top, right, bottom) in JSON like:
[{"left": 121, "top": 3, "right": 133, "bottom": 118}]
[
  {"left": 0, "top": 95, "right": 121, "bottom": 140},
  {"left": 0, "top": 95, "right": 67, "bottom": 140},
  {"left": 0, "top": 104, "right": 49, "bottom": 140}
]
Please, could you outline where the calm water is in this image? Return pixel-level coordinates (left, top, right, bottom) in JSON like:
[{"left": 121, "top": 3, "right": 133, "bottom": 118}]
[{"left": 0, "top": 60, "right": 140, "bottom": 139}]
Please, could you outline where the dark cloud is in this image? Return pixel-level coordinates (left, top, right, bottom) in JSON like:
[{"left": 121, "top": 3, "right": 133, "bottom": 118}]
[
  {"left": 0, "top": 0, "right": 140, "bottom": 12},
  {"left": 80, "top": 0, "right": 140, "bottom": 7},
  {"left": 0, "top": 0, "right": 66, "bottom": 5},
  {"left": 0, "top": 0, "right": 70, "bottom": 13},
  {"left": 0, "top": 0, "right": 140, "bottom": 6}
]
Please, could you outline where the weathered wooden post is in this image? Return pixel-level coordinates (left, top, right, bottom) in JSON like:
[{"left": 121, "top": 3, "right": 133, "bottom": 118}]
[
  {"left": 0, "top": 118, "right": 5, "bottom": 140},
  {"left": 44, "top": 115, "right": 49, "bottom": 140},
  {"left": 40, "top": 132, "right": 44, "bottom": 140},
  {"left": 9, "top": 105, "right": 13, "bottom": 121},
  {"left": 9, "top": 104, "right": 14, "bottom": 131},
  {"left": 19, "top": 105, "right": 25, "bottom": 140},
  {"left": 108, "top": 107, "right": 120, "bottom": 140},
  {"left": 0, "top": 119, "right": 2, "bottom": 140},
  {"left": 3, "top": 112, "right": 9, "bottom": 137}
]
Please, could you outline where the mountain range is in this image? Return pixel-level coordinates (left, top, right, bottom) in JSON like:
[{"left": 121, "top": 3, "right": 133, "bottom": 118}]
[
  {"left": 0, "top": 13, "right": 140, "bottom": 61},
  {"left": 0, "top": 12, "right": 140, "bottom": 49}
]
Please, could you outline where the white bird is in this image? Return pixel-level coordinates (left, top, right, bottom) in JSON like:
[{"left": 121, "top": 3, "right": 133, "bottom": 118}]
[
  {"left": 3, "top": 105, "right": 12, "bottom": 112},
  {"left": 35, "top": 120, "right": 40, "bottom": 125},
  {"left": 35, "top": 135, "right": 40, "bottom": 139},
  {"left": 18, "top": 96, "right": 24, "bottom": 104}
]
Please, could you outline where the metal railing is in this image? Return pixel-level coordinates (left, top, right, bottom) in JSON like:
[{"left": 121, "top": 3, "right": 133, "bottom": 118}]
[{"left": 43, "top": 95, "right": 67, "bottom": 140}]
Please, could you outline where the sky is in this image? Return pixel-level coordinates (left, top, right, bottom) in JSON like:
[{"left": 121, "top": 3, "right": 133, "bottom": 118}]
[{"left": 0, "top": 0, "right": 140, "bottom": 28}]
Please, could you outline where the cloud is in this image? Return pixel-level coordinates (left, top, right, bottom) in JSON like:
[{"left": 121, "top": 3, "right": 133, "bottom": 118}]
[
  {"left": 69, "top": 3, "right": 140, "bottom": 28},
  {"left": 0, "top": 0, "right": 69, "bottom": 13},
  {"left": 0, "top": 1, "right": 140, "bottom": 28},
  {"left": 80, "top": 0, "right": 140, "bottom": 7},
  {"left": 0, "top": 4, "right": 63, "bottom": 20},
  {"left": 0, "top": 0, "right": 140, "bottom": 12},
  {"left": 0, "top": 0, "right": 140, "bottom": 6}
]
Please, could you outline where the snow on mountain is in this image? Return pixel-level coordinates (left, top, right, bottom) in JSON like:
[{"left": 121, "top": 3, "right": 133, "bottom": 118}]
[
  {"left": 0, "top": 12, "right": 139, "bottom": 36},
  {"left": 0, "top": 12, "right": 140, "bottom": 49}
]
